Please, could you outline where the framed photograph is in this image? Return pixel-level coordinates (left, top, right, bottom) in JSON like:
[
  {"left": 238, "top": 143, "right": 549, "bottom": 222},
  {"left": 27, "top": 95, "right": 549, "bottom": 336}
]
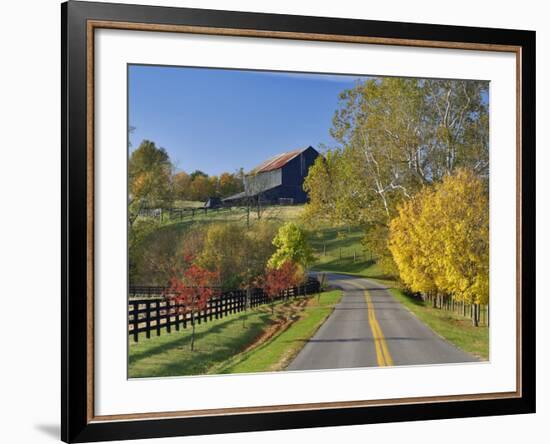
[{"left": 62, "top": 1, "right": 535, "bottom": 442}]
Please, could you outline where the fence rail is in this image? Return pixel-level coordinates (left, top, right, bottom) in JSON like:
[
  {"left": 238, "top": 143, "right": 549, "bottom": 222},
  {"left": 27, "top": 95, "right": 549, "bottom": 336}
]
[{"left": 128, "top": 280, "right": 320, "bottom": 342}]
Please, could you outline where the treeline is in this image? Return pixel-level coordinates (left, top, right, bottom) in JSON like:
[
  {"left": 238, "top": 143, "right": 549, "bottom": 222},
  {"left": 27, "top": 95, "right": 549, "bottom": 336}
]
[
  {"left": 388, "top": 170, "right": 488, "bottom": 325},
  {"left": 128, "top": 139, "right": 244, "bottom": 225},
  {"left": 303, "top": 77, "right": 489, "bottom": 324},
  {"left": 173, "top": 169, "right": 243, "bottom": 202}
]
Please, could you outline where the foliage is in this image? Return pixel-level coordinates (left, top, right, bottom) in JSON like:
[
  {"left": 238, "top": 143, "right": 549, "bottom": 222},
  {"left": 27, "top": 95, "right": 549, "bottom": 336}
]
[
  {"left": 303, "top": 78, "right": 489, "bottom": 268},
  {"left": 128, "top": 140, "right": 174, "bottom": 225},
  {"left": 261, "top": 261, "right": 302, "bottom": 313},
  {"left": 195, "top": 222, "right": 279, "bottom": 290},
  {"left": 388, "top": 169, "right": 489, "bottom": 306},
  {"left": 168, "top": 258, "right": 220, "bottom": 350},
  {"left": 173, "top": 170, "right": 244, "bottom": 202},
  {"left": 268, "top": 222, "right": 314, "bottom": 269},
  {"left": 197, "top": 224, "right": 249, "bottom": 290}
]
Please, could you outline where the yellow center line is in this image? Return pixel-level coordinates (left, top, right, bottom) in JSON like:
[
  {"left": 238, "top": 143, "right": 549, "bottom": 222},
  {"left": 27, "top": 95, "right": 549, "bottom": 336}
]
[
  {"left": 344, "top": 280, "right": 393, "bottom": 367},
  {"left": 365, "top": 290, "right": 394, "bottom": 366}
]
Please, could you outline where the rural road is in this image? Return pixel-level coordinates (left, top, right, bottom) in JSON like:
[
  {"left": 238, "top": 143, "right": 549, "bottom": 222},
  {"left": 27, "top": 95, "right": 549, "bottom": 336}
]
[{"left": 287, "top": 274, "right": 476, "bottom": 371}]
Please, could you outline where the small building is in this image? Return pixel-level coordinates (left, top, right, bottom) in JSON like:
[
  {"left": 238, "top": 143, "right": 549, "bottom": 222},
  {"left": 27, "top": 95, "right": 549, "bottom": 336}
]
[
  {"left": 223, "top": 146, "right": 320, "bottom": 206},
  {"left": 204, "top": 196, "right": 222, "bottom": 209}
]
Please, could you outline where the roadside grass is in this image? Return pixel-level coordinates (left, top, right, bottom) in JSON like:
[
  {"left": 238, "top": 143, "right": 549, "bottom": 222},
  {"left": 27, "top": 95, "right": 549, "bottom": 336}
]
[
  {"left": 387, "top": 287, "right": 489, "bottom": 360},
  {"left": 128, "top": 292, "right": 337, "bottom": 378},
  {"left": 212, "top": 290, "right": 343, "bottom": 374}
]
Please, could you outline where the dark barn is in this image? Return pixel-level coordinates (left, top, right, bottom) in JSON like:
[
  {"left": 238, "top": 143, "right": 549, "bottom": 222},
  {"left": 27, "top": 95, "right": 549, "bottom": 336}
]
[{"left": 223, "top": 146, "right": 320, "bottom": 205}]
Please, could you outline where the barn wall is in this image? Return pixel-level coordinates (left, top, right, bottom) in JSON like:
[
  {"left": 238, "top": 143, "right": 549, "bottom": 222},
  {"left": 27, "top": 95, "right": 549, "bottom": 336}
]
[
  {"left": 280, "top": 147, "right": 320, "bottom": 203},
  {"left": 244, "top": 169, "right": 282, "bottom": 195}
]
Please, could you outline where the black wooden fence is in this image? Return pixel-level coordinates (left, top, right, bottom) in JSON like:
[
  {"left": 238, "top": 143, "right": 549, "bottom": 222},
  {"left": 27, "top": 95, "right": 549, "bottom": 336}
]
[{"left": 128, "top": 280, "right": 321, "bottom": 342}]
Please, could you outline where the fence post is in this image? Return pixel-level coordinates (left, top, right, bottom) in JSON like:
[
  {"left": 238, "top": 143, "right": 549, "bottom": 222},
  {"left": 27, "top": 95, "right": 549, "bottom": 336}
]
[
  {"left": 156, "top": 302, "right": 161, "bottom": 336},
  {"left": 132, "top": 303, "right": 139, "bottom": 342},
  {"left": 166, "top": 302, "right": 171, "bottom": 334},
  {"left": 145, "top": 302, "right": 151, "bottom": 339}
]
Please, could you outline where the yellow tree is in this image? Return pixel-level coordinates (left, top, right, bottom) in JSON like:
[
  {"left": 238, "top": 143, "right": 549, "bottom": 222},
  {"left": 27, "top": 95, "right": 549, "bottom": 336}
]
[
  {"left": 430, "top": 169, "right": 489, "bottom": 308},
  {"left": 388, "top": 169, "right": 488, "bottom": 324},
  {"left": 388, "top": 192, "right": 438, "bottom": 297}
]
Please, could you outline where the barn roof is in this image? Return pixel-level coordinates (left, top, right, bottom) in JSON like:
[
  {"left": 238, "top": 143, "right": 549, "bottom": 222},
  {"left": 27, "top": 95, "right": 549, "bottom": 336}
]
[{"left": 249, "top": 146, "right": 313, "bottom": 174}]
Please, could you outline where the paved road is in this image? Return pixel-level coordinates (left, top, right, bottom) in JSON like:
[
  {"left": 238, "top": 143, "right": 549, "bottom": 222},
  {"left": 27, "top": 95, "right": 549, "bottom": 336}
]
[{"left": 287, "top": 274, "right": 476, "bottom": 371}]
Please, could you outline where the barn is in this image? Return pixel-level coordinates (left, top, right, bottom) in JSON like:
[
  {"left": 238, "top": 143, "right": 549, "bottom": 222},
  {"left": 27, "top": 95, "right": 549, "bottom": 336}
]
[{"left": 223, "top": 146, "right": 320, "bottom": 205}]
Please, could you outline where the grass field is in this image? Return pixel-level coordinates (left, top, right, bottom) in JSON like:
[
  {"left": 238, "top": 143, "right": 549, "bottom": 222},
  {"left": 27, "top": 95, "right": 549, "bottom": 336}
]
[
  {"left": 388, "top": 287, "right": 489, "bottom": 360},
  {"left": 212, "top": 290, "right": 342, "bottom": 374},
  {"left": 128, "top": 291, "right": 340, "bottom": 378},
  {"left": 308, "top": 226, "right": 394, "bottom": 279}
]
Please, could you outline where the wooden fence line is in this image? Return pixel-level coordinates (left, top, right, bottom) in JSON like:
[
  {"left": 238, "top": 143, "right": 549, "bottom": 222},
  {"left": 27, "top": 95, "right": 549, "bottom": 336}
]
[
  {"left": 421, "top": 292, "right": 489, "bottom": 326},
  {"left": 128, "top": 280, "right": 320, "bottom": 342}
]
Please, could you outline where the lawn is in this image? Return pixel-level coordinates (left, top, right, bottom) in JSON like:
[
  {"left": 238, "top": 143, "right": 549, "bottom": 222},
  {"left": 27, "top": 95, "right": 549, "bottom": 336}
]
[
  {"left": 308, "top": 226, "right": 393, "bottom": 280},
  {"left": 128, "top": 291, "right": 340, "bottom": 378},
  {"left": 212, "top": 290, "right": 342, "bottom": 374},
  {"left": 388, "top": 287, "right": 489, "bottom": 360}
]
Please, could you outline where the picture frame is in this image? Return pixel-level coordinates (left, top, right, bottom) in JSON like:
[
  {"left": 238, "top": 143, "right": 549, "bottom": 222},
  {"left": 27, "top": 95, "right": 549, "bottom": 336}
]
[{"left": 61, "top": 1, "right": 536, "bottom": 442}]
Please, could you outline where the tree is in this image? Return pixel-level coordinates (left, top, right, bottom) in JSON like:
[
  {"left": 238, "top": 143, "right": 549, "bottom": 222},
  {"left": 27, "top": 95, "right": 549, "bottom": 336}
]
[
  {"left": 268, "top": 222, "right": 314, "bottom": 269},
  {"left": 261, "top": 260, "right": 301, "bottom": 314},
  {"left": 190, "top": 170, "right": 208, "bottom": 180},
  {"left": 304, "top": 78, "right": 489, "bottom": 272},
  {"left": 388, "top": 169, "right": 488, "bottom": 325},
  {"left": 219, "top": 172, "right": 244, "bottom": 197},
  {"left": 173, "top": 171, "right": 192, "bottom": 201},
  {"left": 197, "top": 224, "right": 249, "bottom": 290},
  {"left": 189, "top": 174, "right": 214, "bottom": 201},
  {"left": 168, "top": 258, "right": 219, "bottom": 351},
  {"left": 128, "top": 140, "right": 173, "bottom": 225}
]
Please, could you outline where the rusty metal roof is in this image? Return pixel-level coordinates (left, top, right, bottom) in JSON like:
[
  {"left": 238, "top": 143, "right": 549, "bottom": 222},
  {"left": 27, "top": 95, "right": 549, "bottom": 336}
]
[{"left": 249, "top": 147, "right": 310, "bottom": 174}]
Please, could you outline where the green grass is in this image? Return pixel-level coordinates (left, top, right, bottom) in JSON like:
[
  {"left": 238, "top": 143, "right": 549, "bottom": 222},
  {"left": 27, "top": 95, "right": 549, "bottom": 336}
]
[
  {"left": 388, "top": 287, "right": 489, "bottom": 360},
  {"left": 308, "top": 226, "right": 393, "bottom": 279},
  {"left": 212, "top": 290, "right": 343, "bottom": 374},
  {"left": 128, "top": 292, "right": 339, "bottom": 378}
]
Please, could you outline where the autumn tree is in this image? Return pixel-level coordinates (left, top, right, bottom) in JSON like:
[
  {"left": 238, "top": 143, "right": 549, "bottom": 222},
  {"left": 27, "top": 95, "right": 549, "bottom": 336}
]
[
  {"left": 304, "top": 78, "right": 489, "bottom": 270},
  {"left": 219, "top": 172, "right": 244, "bottom": 197},
  {"left": 168, "top": 258, "right": 219, "bottom": 351},
  {"left": 196, "top": 221, "right": 278, "bottom": 291},
  {"left": 189, "top": 174, "right": 214, "bottom": 201},
  {"left": 262, "top": 260, "right": 301, "bottom": 314},
  {"left": 128, "top": 140, "right": 173, "bottom": 225},
  {"left": 197, "top": 223, "right": 249, "bottom": 290},
  {"left": 388, "top": 169, "right": 488, "bottom": 325},
  {"left": 173, "top": 171, "right": 192, "bottom": 201}
]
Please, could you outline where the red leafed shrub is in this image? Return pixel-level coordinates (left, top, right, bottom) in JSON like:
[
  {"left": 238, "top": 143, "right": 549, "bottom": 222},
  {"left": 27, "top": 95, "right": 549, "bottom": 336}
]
[
  {"left": 262, "top": 261, "right": 300, "bottom": 314},
  {"left": 168, "top": 259, "right": 219, "bottom": 351}
]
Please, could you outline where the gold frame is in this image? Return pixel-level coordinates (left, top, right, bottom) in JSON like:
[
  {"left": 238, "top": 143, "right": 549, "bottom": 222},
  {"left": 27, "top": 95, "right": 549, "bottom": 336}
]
[{"left": 85, "top": 20, "right": 523, "bottom": 424}]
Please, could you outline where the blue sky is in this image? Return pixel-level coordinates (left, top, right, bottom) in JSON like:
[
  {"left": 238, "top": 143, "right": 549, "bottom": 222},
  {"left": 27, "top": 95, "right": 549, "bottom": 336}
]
[{"left": 128, "top": 65, "right": 367, "bottom": 176}]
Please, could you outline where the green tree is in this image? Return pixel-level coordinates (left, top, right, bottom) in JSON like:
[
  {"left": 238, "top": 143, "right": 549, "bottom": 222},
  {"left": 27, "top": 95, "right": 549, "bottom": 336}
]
[
  {"left": 128, "top": 140, "right": 173, "bottom": 225},
  {"left": 190, "top": 170, "right": 208, "bottom": 180},
  {"left": 268, "top": 222, "right": 314, "bottom": 270}
]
